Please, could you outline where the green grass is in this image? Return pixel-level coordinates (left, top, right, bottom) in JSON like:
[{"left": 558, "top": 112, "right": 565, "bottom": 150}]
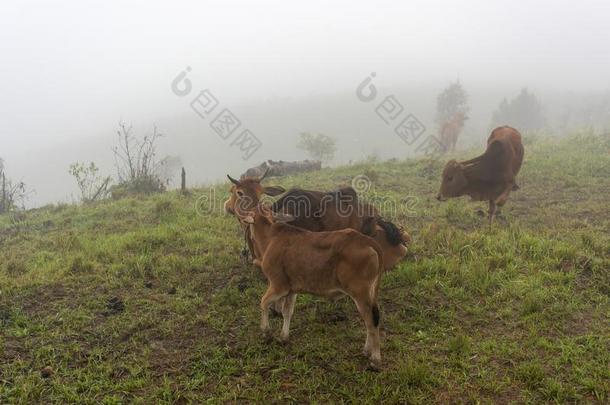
[{"left": 1, "top": 132, "right": 609, "bottom": 403}]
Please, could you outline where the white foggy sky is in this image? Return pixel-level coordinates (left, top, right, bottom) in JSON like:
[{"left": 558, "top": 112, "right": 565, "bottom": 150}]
[{"left": 1, "top": 0, "right": 609, "bottom": 204}]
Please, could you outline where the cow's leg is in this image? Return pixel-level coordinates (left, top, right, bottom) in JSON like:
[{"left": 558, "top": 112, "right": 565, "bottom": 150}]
[
  {"left": 279, "top": 293, "right": 297, "bottom": 342},
  {"left": 260, "top": 284, "right": 286, "bottom": 336},
  {"left": 494, "top": 188, "right": 512, "bottom": 219},
  {"left": 488, "top": 200, "right": 497, "bottom": 226},
  {"left": 352, "top": 294, "right": 381, "bottom": 369},
  {"left": 496, "top": 188, "right": 512, "bottom": 207}
]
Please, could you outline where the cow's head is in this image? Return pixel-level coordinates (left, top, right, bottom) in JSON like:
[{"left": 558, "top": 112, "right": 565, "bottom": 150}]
[
  {"left": 437, "top": 159, "right": 468, "bottom": 201},
  {"left": 224, "top": 169, "right": 285, "bottom": 215}
]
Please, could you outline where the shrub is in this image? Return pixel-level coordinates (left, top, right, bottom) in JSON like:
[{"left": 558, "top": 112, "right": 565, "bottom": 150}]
[
  {"left": 111, "top": 121, "right": 179, "bottom": 198},
  {"left": 297, "top": 132, "right": 336, "bottom": 162},
  {"left": 69, "top": 161, "right": 112, "bottom": 203},
  {"left": 110, "top": 175, "right": 166, "bottom": 199}
]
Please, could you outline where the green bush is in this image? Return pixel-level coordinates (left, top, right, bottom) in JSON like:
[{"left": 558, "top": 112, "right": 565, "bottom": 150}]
[{"left": 110, "top": 175, "right": 166, "bottom": 199}]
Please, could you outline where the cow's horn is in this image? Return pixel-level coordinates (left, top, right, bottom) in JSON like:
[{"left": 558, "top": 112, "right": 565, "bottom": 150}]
[{"left": 227, "top": 174, "right": 240, "bottom": 185}]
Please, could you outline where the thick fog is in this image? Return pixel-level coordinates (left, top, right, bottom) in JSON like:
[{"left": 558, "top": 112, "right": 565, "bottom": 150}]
[{"left": 1, "top": 0, "right": 609, "bottom": 207}]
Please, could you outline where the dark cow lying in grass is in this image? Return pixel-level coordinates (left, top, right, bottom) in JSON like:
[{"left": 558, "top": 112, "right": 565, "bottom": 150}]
[
  {"left": 235, "top": 204, "right": 384, "bottom": 369},
  {"left": 437, "top": 125, "right": 524, "bottom": 225},
  {"left": 224, "top": 172, "right": 410, "bottom": 271}
]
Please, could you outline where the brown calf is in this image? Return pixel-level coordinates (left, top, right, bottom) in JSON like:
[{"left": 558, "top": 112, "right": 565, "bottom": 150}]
[
  {"left": 437, "top": 126, "right": 524, "bottom": 225},
  {"left": 237, "top": 205, "right": 384, "bottom": 368}
]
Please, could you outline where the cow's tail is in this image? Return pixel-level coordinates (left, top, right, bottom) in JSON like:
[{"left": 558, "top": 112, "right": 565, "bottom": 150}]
[
  {"left": 376, "top": 218, "right": 405, "bottom": 246},
  {"left": 368, "top": 239, "right": 384, "bottom": 327}
]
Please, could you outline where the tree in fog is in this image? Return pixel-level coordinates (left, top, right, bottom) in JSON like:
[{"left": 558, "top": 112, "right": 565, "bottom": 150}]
[
  {"left": 491, "top": 88, "right": 545, "bottom": 132},
  {"left": 435, "top": 80, "right": 469, "bottom": 125},
  {"left": 0, "top": 158, "right": 31, "bottom": 212},
  {"left": 297, "top": 132, "right": 336, "bottom": 163},
  {"left": 111, "top": 121, "right": 174, "bottom": 196}
]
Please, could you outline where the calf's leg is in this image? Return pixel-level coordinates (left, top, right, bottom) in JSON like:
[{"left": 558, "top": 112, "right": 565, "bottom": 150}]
[
  {"left": 279, "top": 293, "right": 297, "bottom": 342},
  {"left": 260, "top": 285, "right": 287, "bottom": 336},
  {"left": 353, "top": 295, "right": 382, "bottom": 369}
]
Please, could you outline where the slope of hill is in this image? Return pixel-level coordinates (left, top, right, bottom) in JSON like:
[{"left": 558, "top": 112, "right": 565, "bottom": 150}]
[{"left": 1, "top": 132, "right": 609, "bottom": 403}]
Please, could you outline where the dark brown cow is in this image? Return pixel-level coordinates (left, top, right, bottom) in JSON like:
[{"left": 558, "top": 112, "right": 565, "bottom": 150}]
[
  {"left": 235, "top": 204, "right": 384, "bottom": 368},
  {"left": 271, "top": 187, "right": 376, "bottom": 234},
  {"left": 224, "top": 174, "right": 409, "bottom": 271},
  {"left": 439, "top": 112, "right": 468, "bottom": 153},
  {"left": 437, "top": 126, "right": 524, "bottom": 225}
]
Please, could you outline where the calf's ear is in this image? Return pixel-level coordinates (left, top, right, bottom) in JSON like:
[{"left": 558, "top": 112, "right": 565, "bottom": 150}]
[{"left": 263, "top": 186, "right": 285, "bottom": 196}]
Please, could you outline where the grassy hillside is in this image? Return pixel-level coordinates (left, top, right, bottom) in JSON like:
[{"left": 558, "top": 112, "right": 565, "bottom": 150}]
[{"left": 1, "top": 132, "right": 609, "bottom": 403}]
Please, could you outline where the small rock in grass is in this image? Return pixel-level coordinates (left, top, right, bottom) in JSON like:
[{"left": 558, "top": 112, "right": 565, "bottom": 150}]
[{"left": 40, "top": 366, "right": 54, "bottom": 378}]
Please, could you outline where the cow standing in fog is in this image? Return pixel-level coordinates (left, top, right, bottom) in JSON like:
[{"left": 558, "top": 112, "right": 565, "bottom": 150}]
[
  {"left": 439, "top": 112, "right": 468, "bottom": 153},
  {"left": 437, "top": 126, "right": 524, "bottom": 225}
]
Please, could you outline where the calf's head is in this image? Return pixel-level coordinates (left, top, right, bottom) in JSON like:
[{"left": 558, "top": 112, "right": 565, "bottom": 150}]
[
  {"left": 224, "top": 170, "right": 285, "bottom": 215},
  {"left": 437, "top": 160, "right": 468, "bottom": 201}
]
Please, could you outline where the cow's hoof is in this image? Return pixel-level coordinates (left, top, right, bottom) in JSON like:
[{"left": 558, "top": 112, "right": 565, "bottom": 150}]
[
  {"left": 367, "top": 360, "right": 382, "bottom": 371},
  {"left": 261, "top": 332, "right": 273, "bottom": 343}
]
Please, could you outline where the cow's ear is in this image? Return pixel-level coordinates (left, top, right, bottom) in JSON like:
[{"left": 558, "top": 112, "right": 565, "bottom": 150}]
[
  {"left": 338, "top": 187, "right": 358, "bottom": 200},
  {"left": 271, "top": 211, "right": 295, "bottom": 223},
  {"left": 263, "top": 186, "right": 285, "bottom": 196}
]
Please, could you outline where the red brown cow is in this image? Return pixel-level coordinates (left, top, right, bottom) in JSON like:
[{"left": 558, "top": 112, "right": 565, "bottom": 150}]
[
  {"left": 437, "top": 126, "right": 524, "bottom": 225},
  {"left": 235, "top": 204, "right": 384, "bottom": 369},
  {"left": 439, "top": 112, "right": 468, "bottom": 153},
  {"left": 224, "top": 174, "right": 409, "bottom": 271}
]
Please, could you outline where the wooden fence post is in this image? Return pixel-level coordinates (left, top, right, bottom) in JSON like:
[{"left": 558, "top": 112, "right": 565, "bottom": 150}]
[{"left": 181, "top": 167, "right": 186, "bottom": 194}]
